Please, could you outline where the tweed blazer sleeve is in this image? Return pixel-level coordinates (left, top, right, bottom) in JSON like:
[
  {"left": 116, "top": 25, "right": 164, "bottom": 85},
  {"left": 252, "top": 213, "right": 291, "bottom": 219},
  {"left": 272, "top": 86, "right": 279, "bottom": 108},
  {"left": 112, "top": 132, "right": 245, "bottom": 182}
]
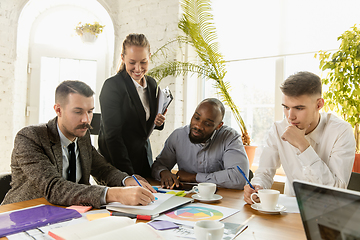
[{"left": 3, "top": 119, "right": 128, "bottom": 208}]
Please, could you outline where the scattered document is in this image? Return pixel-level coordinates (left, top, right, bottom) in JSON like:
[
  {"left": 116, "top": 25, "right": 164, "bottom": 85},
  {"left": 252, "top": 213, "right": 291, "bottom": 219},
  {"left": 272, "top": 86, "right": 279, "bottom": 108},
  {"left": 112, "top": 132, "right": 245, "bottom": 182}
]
[
  {"left": 155, "top": 202, "right": 240, "bottom": 227},
  {"left": 278, "top": 194, "right": 300, "bottom": 213},
  {"left": 159, "top": 222, "right": 247, "bottom": 240}
]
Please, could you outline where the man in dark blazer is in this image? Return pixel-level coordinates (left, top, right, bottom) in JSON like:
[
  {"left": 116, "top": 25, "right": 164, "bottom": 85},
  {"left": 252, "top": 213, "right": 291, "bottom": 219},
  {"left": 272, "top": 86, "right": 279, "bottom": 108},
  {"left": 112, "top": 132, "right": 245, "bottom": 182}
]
[
  {"left": 2, "top": 80, "right": 155, "bottom": 208},
  {"left": 98, "top": 69, "right": 164, "bottom": 177}
]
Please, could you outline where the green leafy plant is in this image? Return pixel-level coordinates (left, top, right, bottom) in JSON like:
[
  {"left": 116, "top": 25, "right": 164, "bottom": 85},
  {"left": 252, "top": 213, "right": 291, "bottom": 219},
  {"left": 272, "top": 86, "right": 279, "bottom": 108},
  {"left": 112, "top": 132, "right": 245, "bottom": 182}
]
[
  {"left": 316, "top": 24, "right": 360, "bottom": 152},
  {"left": 75, "top": 22, "right": 105, "bottom": 36},
  {"left": 148, "top": 0, "right": 251, "bottom": 145}
]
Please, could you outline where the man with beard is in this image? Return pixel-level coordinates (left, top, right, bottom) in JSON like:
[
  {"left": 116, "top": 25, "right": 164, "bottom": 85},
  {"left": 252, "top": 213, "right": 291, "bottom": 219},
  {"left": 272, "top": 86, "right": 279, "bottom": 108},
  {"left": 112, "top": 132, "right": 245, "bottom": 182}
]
[
  {"left": 151, "top": 98, "right": 249, "bottom": 189},
  {"left": 2, "top": 80, "right": 155, "bottom": 208}
]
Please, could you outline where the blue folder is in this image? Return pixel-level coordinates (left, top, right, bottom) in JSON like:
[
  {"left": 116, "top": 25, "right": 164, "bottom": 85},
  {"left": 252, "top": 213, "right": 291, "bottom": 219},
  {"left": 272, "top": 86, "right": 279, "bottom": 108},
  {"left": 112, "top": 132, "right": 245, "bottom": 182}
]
[{"left": 0, "top": 204, "right": 82, "bottom": 237}]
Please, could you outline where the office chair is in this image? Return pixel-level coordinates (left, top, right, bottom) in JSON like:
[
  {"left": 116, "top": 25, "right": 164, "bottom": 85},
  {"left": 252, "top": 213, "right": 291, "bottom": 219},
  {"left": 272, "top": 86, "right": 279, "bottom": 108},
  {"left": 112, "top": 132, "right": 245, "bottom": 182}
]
[
  {"left": 347, "top": 172, "right": 360, "bottom": 192},
  {"left": 90, "top": 113, "right": 101, "bottom": 135},
  {"left": 249, "top": 169, "right": 254, "bottom": 181},
  {"left": 0, "top": 172, "right": 11, "bottom": 203}
]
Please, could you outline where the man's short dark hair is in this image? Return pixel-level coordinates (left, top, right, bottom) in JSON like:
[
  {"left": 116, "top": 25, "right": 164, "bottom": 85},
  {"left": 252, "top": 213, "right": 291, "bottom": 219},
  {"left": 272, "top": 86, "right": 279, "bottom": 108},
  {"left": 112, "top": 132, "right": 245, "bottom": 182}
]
[
  {"left": 280, "top": 71, "right": 322, "bottom": 97},
  {"left": 200, "top": 98, "right": 225, "bottom": 120},
  {"left": 55, "top": 80, "right": 94, "bottom": 105}
]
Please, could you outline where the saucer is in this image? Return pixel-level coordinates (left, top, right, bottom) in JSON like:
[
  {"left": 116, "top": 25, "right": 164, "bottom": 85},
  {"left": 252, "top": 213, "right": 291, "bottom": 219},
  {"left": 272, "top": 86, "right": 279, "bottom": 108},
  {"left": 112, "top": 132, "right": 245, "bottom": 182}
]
[
  {"left": 192, "top": 194, "right": 223, "bottom": 202},
  {"left": 251, "top": 203, "right": 286, "bottom": 214}
]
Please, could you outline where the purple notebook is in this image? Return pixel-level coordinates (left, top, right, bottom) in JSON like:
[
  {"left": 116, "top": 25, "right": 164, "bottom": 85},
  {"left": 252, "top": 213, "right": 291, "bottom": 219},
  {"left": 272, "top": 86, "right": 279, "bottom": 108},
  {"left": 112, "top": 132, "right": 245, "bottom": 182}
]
[{"left": 0, "top": 204, "right": 82, "bottom": 237}]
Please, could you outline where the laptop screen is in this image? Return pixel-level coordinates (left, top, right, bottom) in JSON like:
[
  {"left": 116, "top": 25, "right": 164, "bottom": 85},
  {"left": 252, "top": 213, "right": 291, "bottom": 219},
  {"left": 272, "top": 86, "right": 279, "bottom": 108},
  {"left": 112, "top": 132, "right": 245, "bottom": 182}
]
[{"left": 293, "top": 180, "right": 360, "bottom": 240}]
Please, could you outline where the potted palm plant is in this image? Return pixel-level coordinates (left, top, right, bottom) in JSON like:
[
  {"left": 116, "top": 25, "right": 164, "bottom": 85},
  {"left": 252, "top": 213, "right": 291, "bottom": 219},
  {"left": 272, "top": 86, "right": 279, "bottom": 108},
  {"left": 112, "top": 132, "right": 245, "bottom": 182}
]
[
  {"left": 148, "top": 0, "right": 256, "bottom": 165},
  {"left": 75, "top": 22, "right": 105, "bottom": 43},
  {"left": 316, "top": 24, "right": 360, "bottom": 172}
]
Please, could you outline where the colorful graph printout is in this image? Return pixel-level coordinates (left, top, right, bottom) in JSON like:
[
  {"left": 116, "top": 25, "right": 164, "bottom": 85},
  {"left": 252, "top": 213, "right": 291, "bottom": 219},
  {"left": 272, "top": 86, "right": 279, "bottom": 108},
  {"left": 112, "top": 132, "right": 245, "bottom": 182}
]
[
  {"left": 155, "top": 203, "right": 239, "bottom": 227},
  {"left": 166, "top": 206, "right": 223, "bottom": 221}
]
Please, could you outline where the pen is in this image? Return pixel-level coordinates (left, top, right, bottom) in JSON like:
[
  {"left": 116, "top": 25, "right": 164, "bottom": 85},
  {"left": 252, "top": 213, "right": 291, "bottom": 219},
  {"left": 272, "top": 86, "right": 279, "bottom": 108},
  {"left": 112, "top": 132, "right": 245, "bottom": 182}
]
[
  {"left": 153, "top": 186, "right": 168, "bottom": 193},
  {"left": 132, "top": 174, "right": 143, "bottom": 187},
  {"left": 157, "top": 189, "right": 168, "bottom": 193},
  {"left": 132, "top": 174, "right": 154, "bottom": 203},
  {"left": 236, "top": 166, "right": 255, "bottom": 190},
  {"left": 111, "top": 212, "right": 155, "bottom": 220},
  {"left": 171, "top": 176, "right": 180, "bottom": 189}
]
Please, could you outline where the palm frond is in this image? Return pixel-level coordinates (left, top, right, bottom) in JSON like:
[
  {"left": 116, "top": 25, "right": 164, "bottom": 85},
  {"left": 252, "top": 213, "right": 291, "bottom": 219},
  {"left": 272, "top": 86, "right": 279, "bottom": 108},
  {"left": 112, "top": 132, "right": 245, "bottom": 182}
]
[
  {"left": 149, "top": 0, "right": 250, "bottom": 145},
  {"left": 151, "top": 36, "right": 193, "bottom": 62},
  {"left": 148, "top": 61, "right": 211, "bottom": 84}
]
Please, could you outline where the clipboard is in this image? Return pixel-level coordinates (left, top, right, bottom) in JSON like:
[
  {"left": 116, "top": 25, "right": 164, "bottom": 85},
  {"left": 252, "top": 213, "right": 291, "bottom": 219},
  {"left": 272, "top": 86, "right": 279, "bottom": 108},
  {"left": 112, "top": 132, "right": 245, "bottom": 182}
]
[
  {"left": 157, "top": 86, "right": 173, "bottom": 115},
  {"left": 146, "top": 86, "right": 173, "bottom": 139},
  {"left": 106, "top": 195, "right": 193, "bottom": 217}
]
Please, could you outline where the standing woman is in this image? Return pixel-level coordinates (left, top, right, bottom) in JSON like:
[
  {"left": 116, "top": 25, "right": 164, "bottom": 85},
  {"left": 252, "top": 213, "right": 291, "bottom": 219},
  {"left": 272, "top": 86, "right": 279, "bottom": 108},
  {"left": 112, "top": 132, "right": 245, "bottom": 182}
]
[{"left": 98, "top": 33, "right": 166, "bottom": 177}]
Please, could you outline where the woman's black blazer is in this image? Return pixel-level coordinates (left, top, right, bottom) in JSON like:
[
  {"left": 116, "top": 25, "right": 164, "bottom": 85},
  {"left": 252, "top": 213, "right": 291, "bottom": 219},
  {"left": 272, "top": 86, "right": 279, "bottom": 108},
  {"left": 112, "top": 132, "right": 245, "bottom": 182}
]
[{"left": 98, "top": 70, "right": 162, "bottom": 177}]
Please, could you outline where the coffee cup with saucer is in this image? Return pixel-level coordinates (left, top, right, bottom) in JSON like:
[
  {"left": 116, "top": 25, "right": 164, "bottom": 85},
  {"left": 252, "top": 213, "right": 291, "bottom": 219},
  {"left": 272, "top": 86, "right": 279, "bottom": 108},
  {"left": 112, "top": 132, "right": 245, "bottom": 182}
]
[
  {"left": 191, "top": 183, "right": 222, "bottom": 202},
  {"left": 250, "top": 189, "right": 286, "bottom": 214}
]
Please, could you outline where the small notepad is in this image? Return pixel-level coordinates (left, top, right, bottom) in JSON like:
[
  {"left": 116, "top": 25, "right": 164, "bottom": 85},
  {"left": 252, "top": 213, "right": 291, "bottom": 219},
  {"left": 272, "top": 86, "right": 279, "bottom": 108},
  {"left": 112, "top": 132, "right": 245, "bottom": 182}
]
[
  {"left": 66, "top": 205, "right": 92, "bottom": 213},
  {"left": 148, "top": 220, "right": 179, "bottom": 230}
]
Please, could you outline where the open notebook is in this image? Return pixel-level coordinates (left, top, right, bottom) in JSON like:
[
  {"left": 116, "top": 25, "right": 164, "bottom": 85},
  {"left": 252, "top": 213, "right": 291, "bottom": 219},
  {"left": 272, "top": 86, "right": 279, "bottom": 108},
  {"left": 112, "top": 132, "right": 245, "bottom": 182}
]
[{"left": 106, "top": 195, "right": 193, "bottom": 217}]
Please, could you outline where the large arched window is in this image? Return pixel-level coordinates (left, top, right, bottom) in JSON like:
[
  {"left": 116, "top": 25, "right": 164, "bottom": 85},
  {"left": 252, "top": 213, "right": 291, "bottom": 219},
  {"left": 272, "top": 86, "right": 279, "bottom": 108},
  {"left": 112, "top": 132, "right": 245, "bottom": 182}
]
[{"left": 18, "top": 0, "right": 114, "bottom": 126}]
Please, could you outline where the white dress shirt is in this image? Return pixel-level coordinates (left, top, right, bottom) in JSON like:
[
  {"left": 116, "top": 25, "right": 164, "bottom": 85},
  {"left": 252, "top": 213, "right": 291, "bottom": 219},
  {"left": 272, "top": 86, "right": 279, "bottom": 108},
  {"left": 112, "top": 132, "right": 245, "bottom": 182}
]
[
  {"left": 57, "top": 126, "right": 82, "bottom": 183},
  {"left": 251, "top": 112, "right": 356, "bottom": 196},
  {"left": 57, "top": 125, "right": 110, "bottom": 204},
  {"left": 132, "top": 77, "right": 150, "bottom": 121}
]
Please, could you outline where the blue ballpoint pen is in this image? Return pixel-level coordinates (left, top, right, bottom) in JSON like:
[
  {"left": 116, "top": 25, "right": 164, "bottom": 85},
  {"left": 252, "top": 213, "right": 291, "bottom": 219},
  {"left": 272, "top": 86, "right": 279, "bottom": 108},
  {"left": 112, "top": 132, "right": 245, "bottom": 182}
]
[
  {"left": 131, "top": 174, "right": 143, "bottom": 187},
  {"left": 132, "top": 175, "right": 155, "bottom": 203},
  {"left": 236, "top": 166, "right": 255, "bottom": 190}
]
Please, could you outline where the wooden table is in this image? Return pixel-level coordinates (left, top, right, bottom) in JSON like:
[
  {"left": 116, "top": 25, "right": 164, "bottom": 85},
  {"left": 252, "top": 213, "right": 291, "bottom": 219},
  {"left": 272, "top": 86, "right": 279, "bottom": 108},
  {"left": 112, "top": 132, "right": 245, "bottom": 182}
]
[{"left": 0, "top": 188, "right": 306, "bottom": 240}]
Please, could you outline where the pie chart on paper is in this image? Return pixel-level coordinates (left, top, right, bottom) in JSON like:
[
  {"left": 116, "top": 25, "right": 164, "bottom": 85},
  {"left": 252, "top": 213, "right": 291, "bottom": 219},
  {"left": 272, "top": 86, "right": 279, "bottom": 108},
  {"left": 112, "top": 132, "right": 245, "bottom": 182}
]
[{"left": 166, "top": 206, "right": 223, "bottom": 221}]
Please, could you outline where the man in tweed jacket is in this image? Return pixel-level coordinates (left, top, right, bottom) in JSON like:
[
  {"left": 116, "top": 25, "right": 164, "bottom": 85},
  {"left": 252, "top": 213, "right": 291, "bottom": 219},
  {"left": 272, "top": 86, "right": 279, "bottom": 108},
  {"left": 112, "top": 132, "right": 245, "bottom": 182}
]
[{"left": 2, "top": 81, "right": 155, "bottom": 208}]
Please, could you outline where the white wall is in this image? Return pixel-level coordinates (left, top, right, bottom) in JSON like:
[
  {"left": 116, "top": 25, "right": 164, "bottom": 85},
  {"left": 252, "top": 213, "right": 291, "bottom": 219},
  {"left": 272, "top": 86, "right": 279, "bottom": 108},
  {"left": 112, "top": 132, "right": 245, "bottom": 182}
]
[{"left": 0, "top": 0, "right": 183, "bottom": 172}]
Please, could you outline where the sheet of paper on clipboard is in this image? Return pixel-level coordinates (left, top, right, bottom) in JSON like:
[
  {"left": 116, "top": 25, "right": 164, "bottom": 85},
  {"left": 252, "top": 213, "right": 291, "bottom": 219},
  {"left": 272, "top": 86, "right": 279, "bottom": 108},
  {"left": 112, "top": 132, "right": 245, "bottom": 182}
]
[
  {"left": 146, "top": 86, "right": 173, "bottom": 139},
  {"left": 157, "top": 86, "right": 173, "bottom": 114}
]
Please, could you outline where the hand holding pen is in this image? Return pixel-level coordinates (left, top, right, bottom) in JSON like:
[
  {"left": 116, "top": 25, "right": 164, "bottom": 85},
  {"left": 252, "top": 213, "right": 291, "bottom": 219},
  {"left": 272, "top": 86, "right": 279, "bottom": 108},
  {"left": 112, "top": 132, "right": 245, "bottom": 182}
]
[
  {"left": 160, "top": 170, "right": 180, "bottom": 189},
  {"left": 236, "top": 165, "right": 264, "bottom": 205},
  {"left": 128, "top": 174, "right": 157, "bottom": 193}
]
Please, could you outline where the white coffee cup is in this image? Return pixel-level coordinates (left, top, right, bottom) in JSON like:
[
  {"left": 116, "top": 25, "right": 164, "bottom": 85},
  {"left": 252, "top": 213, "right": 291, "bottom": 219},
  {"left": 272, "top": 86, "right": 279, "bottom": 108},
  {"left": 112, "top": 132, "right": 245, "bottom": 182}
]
[
  {"left": 250, "top": 189, "right": 280, "bottom": 211},
  {"left": 192, "top": 183, "right": 216, "bottom": 199},
  {"left": 194, "top": 220, "right": 224, "bottom": 240}
]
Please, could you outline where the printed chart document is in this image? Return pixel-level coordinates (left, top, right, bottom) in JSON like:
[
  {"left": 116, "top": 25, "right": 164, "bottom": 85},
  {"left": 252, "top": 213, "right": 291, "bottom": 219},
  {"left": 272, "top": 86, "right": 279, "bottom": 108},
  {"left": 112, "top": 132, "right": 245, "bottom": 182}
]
[
  {"left": 159, "top": 222, "right": 247, "bottom": 240},
  {"left": 155, "top": 202, "right": 240, "bottom": 227},
  {"left": 48, "top": 216, "right": 165, "bottom": 240}
]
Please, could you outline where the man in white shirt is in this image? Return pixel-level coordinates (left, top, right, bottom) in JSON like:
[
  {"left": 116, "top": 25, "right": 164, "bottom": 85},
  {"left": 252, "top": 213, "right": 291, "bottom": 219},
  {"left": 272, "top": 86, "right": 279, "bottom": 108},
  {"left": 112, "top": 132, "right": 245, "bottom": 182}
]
[{"left": 244, "top": 71, "right": 356, "bottom": 204}]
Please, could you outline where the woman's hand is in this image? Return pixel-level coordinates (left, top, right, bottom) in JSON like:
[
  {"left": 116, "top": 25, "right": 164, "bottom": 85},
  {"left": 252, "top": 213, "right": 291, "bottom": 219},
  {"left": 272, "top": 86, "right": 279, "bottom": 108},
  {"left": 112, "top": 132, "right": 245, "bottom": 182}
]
[{"left": 154, "top": 109, "right": 167, "bottom": 127}]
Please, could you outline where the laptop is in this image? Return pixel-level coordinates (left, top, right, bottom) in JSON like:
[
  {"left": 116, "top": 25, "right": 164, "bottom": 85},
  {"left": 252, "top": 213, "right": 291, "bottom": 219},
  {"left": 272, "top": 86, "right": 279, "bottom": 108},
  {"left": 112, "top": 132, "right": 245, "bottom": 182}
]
[{"left": 293, "top": 180, "right": 360, "bottom": 240}]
